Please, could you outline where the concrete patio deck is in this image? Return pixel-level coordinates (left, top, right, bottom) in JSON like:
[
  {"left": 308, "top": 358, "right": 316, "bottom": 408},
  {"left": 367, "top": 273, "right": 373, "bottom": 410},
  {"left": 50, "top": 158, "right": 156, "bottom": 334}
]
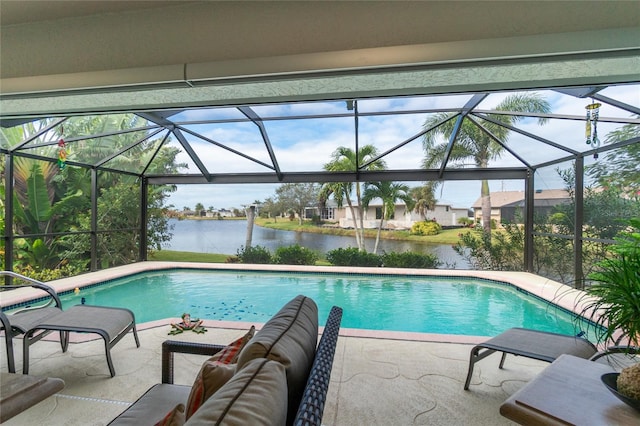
[
  {"left": 2, "top": 263, "right": 596, "bottom": 425},
  {"left": 0, "top": 321, "right": 551, "bottom": 425}
]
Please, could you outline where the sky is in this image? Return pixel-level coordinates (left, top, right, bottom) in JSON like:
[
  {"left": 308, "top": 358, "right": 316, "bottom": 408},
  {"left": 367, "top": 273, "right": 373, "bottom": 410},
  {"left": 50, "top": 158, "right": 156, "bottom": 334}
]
[{"left": 166, "top": 85, "right": 639, "bottom": 211}]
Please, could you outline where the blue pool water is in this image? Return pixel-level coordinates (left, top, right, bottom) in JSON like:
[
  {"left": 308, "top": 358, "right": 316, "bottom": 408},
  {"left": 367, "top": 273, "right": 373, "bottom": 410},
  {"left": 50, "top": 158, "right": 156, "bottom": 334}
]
[{"left": 57, "top": 269, "right": 596, "bottom": 338}]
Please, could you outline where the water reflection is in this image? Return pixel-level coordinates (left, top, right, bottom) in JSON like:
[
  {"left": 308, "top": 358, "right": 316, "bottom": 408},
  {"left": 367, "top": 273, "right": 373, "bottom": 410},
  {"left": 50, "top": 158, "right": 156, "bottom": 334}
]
[{"left": 166, "top": 218, "right": 468, "bottom": 268}]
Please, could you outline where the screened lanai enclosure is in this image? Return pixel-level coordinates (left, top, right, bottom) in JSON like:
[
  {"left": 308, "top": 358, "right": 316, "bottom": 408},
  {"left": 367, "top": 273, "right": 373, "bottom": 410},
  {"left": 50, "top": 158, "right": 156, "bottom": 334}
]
[
  {"left": 1, "top": 1, "right": 639, "bottom": 289},
  {"left": 1, "top": 83, "right": 638, "bottom": 287}
]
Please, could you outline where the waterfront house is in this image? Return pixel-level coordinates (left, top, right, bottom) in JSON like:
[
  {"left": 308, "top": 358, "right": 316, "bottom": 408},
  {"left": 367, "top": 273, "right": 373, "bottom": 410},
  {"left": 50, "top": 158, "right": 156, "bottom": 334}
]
[
  {"left": 471, "top": 189, "right": 570, "bottom": 225},
  {"left": 333, "top": 200, "right": 469, "bottom": 229}
]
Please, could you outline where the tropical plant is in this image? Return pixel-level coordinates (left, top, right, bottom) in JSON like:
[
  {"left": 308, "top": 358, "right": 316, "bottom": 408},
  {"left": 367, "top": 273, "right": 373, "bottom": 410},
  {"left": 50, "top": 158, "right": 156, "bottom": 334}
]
[
  {"left": 453, "top": 225, "right": 525, "bottom": 271},
  {"left": 577, "top": 218, "right": 640, "bottom": 346},
  {"left": 410, "top": 220, "right": 442, "bottom": 236},
  {"left": 587, "top": 119, "right": 640, "bottom": 199},
  {"left": 1, "top": 114, "right": 183, "bottom": 275},
  {"left": 362, "top": 181, "right": 415, "bottom": 254},
  {"left": 380, "top": 251, "right": 441, "bottom": 269},
  {"left": 236, "top": 245, "right": 272, "bottom": 264},
  {"left": 259, "top": 197, "right": 284, "bottom": 220},
  {"left": 320, "top": 145, "right": 386, "bottom": 250},
  {"left": 409, "top": 183, "right": 437, "bottom": 219},
  {"left": 8, "top": 159, "right": 85, "bottom": 272},
  {"left": 326, "top": 247, "right": 381, "bottom": 267},
  {"left": 274, "top": 244, "right": 318, "bottom": 265},
  {"left": 422, "top": 92, "right": 550, "bottom": 235}
]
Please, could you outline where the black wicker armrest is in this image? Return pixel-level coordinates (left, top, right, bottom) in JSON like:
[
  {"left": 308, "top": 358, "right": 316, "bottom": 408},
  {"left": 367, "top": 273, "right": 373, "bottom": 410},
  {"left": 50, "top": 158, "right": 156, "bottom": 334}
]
[
  {"left": 161, "top": 340, "right": 225, "bottom": 384},
  {"left": 294, "top": 305, "right": 343, "bottom": 426}
]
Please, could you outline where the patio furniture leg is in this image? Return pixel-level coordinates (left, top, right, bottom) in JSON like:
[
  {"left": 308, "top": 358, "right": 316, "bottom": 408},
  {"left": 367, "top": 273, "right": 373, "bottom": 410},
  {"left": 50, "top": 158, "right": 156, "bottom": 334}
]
[
  {"left": 499, "top": 352, "right": 508, "bottom": 369},
  {"left": 4, "top": 332, "right": 16, "bottom": 374},
  {"left": 23, "top": 330, "right": 32, "bottom": 374},
  {"left": 1, "top": 312, "right": 16, "bottom": 373},
  {"left": 464, "top": 345, "right": 497, "bottom": 390},
  {"left": 61, "top": 330, "right": 69, "bottom": 352}
]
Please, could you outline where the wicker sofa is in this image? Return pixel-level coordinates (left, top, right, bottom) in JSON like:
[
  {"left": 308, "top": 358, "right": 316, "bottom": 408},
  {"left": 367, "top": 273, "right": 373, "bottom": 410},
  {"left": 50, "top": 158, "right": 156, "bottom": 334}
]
[{"left": 108, "top": 295, "right": 342, "bottom": 426}]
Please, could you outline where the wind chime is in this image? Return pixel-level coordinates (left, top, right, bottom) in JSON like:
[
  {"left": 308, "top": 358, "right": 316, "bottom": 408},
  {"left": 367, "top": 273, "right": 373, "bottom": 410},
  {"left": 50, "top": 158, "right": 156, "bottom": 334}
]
[
  {"left": 585, "top": 101, "right": 602, "bottom": 159},
  {"left": 57, "top": 126, "right": 67, "bottom": 170}
]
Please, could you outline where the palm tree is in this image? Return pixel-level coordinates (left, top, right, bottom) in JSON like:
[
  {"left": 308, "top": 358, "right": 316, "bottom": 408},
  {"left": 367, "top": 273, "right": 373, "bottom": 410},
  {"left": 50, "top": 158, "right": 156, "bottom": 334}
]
[
  {"left": 422, "top": 93, "right": 550, "bottom": 234},
  {"left": 320, "top": 145, "right": 386, "bottom": 250},
  {"left": 362, "top": 181, "right": 415, "bottom": 254},
  {"left": 409, "top": 183, "right": 437, "bottom": 220}
]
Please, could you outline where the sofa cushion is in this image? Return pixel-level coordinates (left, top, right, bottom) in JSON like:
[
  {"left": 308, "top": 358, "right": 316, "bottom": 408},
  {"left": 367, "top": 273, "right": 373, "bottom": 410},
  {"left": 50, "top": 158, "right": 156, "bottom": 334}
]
[
  {"left": 184, "top": 327, "right": 255, "bottom": 419},
  {"left": 108, "top": 384, "right": 191, "bottom": 426},
  {"left": 209, "top": 326, "right": 255, "bottom": 364},
  {"left": 185, "top": 358, "right": 287, "bottom": 426},
  {"left": 185, "top": 362, "right": 235, "bottom": 419},
  {"left": 236, "top": 295, "right": 318, "bottom": 424},
  {"left": 155, "top": 403, "right": 185, "bottom": 426}
]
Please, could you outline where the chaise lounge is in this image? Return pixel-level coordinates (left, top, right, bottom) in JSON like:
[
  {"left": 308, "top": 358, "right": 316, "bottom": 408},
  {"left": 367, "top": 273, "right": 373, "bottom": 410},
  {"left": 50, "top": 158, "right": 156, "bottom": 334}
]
[
  {"left": 464, "top": 327, "right": 640, "bottom": 390},
  {"left": 464, "top": 327, "right": 598, "bottom": 390},
  {"left": 0, "top": 271, "right": 140, "bottom": 377}
]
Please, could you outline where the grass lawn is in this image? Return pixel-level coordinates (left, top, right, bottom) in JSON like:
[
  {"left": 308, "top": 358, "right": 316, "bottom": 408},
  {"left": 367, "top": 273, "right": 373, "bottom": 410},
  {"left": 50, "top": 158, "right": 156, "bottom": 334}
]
[
  {"left": 148, "top": 250, "right": 230, "bottom": 263},
  {"left": 149, "top": 249, "right": 334, "bottom": 266},
  {"left": 255, "top": 217, "right": 464, "bottom": 245}
]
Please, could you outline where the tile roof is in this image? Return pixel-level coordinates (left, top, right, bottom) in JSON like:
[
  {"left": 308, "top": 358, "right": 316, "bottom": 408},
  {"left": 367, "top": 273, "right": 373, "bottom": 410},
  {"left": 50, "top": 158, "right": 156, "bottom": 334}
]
[{"left": 471, "top": 189, "right": 570, "bottom": 208}]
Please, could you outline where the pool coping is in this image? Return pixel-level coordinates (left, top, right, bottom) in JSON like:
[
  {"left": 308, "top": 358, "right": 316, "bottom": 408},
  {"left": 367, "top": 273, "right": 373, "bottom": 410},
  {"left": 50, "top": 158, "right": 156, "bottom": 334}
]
[{"left": 0, "top": 262, "right": 596, "bottom": 345}]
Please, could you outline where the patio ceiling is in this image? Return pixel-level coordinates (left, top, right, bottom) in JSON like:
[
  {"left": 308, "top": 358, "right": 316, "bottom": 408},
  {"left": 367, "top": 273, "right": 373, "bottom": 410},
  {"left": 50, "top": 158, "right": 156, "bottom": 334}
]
[{"left": 1, "top": 1, "right": 638, "bottom": 186}]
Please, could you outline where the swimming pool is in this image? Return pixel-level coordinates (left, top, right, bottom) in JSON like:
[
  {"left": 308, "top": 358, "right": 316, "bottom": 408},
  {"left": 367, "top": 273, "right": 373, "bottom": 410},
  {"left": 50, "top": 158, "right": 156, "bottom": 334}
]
[{"left": 53, "top": 269, "right": 597, "bottom": 339}]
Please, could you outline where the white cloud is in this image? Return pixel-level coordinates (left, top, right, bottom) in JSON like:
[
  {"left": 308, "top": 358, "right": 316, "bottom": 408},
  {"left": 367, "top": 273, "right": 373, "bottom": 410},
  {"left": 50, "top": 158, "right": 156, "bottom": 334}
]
[{"left": 167, "top": 86, "right": 639, "bottom": 210}]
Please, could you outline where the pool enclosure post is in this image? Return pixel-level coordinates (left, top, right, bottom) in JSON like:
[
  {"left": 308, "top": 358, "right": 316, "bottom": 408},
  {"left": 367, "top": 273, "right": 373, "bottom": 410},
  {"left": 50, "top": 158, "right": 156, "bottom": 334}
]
[
  {"left": 3, "top": 155, "right": 15, "bottom": 282},
  {"left": 140, "top": 178, "right": 148, "bottom": 261},
  {"left": 90, "top": 168, "right": 98, "bottom": 272},
  {"left": 524, "top": 170, "right": 535, "bottom": 273},
  {"left": 574, "top": 155, "right": 585, "bottom": 289}
]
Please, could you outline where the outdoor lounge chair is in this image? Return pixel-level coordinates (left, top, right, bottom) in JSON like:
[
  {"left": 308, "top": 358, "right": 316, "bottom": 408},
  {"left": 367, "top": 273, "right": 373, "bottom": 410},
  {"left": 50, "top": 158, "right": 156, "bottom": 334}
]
[
  {"left": 0, "top": 271, "right": 140, "bottom": 377},
  {"left": 1, "top": 311, "right": 16, "bottom": 373},
  {"left": 464, "top": 327, "right": 640, "bottom": 390}
]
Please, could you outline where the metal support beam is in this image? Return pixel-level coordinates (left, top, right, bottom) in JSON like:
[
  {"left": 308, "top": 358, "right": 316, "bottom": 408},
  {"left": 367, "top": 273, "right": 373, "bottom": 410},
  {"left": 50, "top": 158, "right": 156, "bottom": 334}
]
[
  {"left": 466, "top": 115, "right": 532, "bottom": 168},
  {"left": 140, "top": 178, "right": 148, "bottom": 261},
  {"left": 172, "top": 128, "right": 211, "bottom": 180},
  {"left": 524, "top": 169, "right": 535, "bottom": 272},
  {"left": 4, "top": 155, "right": 14, "bottom": 278},
  {"left": 439, "top": 93, "right": 488, "bottom": 178},
  {"left": 354, "top": 100, "right": 360, "bottom": 180},
  {"left": 146, "top": 167, "right": 528, "bottom": 185},
  {"left": 238, "top": 106, "right": 283, "bottom": 180},
  {"left": 90, "top": 168, "right": 98, "bottom": 271},
  {"left": 574, "top": 156, "right": 585, "bottom": 289}
]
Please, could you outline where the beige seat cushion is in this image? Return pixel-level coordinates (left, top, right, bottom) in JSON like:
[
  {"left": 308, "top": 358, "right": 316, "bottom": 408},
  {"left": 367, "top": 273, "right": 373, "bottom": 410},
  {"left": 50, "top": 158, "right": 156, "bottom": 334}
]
[
  {"left": 185, "top": 362, "right": 235, "bottom": 420},
  {"left": 108, "top": 384, "right": 191, "bottom": 426},
  {"left": 185, "top": 358, "right": 287, "bottom": 426},
  {"left": 154, "top": 403, "right": 185, "bottom": 426},
  {"left": 185, "top": 327, "right": 255, "bottom": 419},
  {"left": 236, "top": 295, "right": 318, "bottom": 424}
]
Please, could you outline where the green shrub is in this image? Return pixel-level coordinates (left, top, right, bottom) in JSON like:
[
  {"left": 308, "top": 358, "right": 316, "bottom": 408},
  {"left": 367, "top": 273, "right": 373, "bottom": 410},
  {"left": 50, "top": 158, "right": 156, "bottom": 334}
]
[
  {"left": 274, "top": 244, "right": 318, "bottom": 265},
  {"left": 380, "top": 251, "right": 441, "bottom": 269},
  {"left": 14, "top": 263, "right": 85, "bottom": 282},
  {"left": 326, "top": 247, "right": 381, "bottom": 267},
  {"left": 236, "top": 245, "right": 272, "bottom": 264},
  {"left": 457, "top": 217, "right": 474, "bottom": 227},
  {"left": 410, "top": 220, "right": 442, "bottom": 236}
]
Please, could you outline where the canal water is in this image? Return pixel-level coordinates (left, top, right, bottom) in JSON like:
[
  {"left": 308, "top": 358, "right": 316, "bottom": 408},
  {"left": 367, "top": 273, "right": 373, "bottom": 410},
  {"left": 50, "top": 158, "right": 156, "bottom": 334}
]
[{"left": 165, "top": 218, "right": 468, "bottom": 268}]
